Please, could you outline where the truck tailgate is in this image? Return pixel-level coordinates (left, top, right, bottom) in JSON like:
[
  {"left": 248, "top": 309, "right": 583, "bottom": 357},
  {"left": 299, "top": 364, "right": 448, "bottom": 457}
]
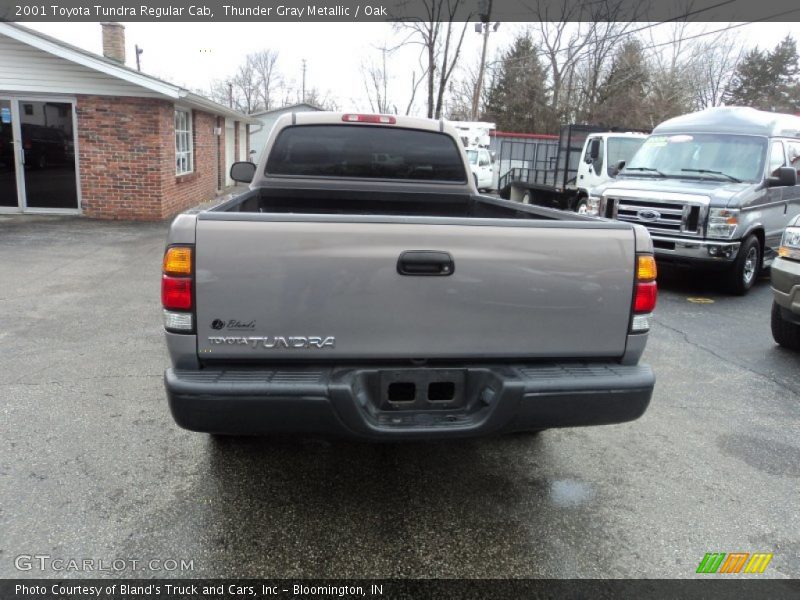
[{"left": 194, "top": 217, "right": 635, "bottom": 360}]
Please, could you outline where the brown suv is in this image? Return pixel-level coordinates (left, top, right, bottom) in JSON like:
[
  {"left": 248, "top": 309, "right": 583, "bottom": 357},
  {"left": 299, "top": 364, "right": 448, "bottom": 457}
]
[{"left": 771, "top": 214, "right": 800, "bottom": 349}]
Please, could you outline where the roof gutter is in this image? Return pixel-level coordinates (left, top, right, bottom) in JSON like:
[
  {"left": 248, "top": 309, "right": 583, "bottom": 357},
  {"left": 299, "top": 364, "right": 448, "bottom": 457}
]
[
  {"left": 0, "top": 22, "right": 182, "bottom": 98},
  {"left": 181, "top": 92, "right": 260, "bottom": 124}
]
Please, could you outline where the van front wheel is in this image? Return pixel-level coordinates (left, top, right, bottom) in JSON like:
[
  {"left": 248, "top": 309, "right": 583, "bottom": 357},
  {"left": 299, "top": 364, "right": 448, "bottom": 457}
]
[{"left": 726, "top": 235, "right": 761, "bottom": 295}]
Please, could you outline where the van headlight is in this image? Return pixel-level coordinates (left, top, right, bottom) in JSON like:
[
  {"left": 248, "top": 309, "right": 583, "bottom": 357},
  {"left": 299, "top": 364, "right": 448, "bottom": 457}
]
[
  {"left": 778, "top": 227, "right": 800, "bottom": 261},
  {"left": 707, "top": 208, "right": 739, "bottom": 239}
]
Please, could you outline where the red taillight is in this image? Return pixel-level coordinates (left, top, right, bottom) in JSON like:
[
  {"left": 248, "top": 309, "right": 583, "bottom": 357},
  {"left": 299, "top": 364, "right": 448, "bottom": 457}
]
[
  {"left": 634, "top": 281, "right": 657, "bottom": 313},
  {"left": 161, "top": 275, "right": 192, "bottom": 310},
  {"left": 342, "top": 114, "right": 396, "bottom": 124}
]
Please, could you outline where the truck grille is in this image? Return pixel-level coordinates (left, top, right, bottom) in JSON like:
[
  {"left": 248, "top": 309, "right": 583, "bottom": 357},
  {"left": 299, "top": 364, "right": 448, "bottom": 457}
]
[{"left": 603, "top": 194, "right": 708, "bottom": 237}]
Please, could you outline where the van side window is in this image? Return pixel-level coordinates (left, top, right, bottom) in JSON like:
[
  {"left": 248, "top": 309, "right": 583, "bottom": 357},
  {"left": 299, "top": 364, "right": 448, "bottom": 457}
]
[
  {"left": 768, "top": 141, "right": 786, "bottom": 177},
  {"left": 786, "top": 141, "right": 800, "bottom": 178}
]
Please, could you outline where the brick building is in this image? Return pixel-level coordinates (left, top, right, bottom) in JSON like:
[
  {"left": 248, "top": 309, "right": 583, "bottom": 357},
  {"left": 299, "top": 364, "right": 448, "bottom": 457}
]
[{"left": 0, "top": 22, "right": 255, "bottom": 220}]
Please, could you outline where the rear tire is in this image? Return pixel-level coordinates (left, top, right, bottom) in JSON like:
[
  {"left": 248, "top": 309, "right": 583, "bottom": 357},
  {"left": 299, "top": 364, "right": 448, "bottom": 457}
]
[
  {"left": 726, "top": 235, "right": 761, "bottom": 295},
  {"left": 771, "top": 301, "right": 800, "bottom": 350},
  {"left": 575, "top": 197, "right": 589, "bottom": 214}
]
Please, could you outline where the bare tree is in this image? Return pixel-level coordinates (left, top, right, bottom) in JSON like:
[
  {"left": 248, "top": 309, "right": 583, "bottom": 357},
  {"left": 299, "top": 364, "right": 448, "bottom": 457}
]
[
  {"left": 530, "top": 0, "right": 642, "bottom": 124},
  {"left": 445, "top": 61, "right": 479, "bottom": 120},
  {"left": 402, "top": 49, "right": 429, "bottom": 115},
  {"left": 231, "top": 59, "right": 259, "bottom": 114},
  {"left": 395, "top": 0, "right": 473, "bottom": 118},
  {"left": 692, "top": 32, "right": 743, "bottom": 109},
  {"left": 530, "top": 13, "right": 595, "bottom": 123},
  {"left": 207, "top": 78, "right": 234, "bottom": 108},
  {"left": 642, "top": 20, "right": 704, "bottom": 126},
  {"left": 302, "top": 87, "right": 340, "bottom": 111},
  {"left": 361, "top": 45, "right": 395, "bottom": 114},
  {"left": 249, "top": 50, "right": 281, "bottom": 112}
]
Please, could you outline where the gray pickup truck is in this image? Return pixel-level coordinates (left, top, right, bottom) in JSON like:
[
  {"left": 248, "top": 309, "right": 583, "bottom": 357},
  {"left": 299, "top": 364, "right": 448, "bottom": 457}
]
[{"left": 161, "top": 112, "right": 656, "bottom": 440}]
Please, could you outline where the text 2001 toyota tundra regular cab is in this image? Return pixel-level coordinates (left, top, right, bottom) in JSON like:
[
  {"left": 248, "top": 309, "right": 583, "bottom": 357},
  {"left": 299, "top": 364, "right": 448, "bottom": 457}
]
[{"left": 162, "top": 112, "right": 656, "bottom": 440}]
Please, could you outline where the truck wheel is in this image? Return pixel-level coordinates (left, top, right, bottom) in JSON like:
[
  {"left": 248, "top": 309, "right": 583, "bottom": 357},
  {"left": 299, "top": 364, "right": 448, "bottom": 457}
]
[
  {"left": 771, "top": 301, "right": 800, "bottom": 350},
  {"left": 522, "top": 192, "right": 531, "bottom": 205},
  {"left": 726, "top": 235, "right": 761, "bottom": 295},
  {"left": 575, "top": 197, "right": 589, "bottom": 214},
  {"left": 473, "top": 174, "right": 479, "bottom": 189}
]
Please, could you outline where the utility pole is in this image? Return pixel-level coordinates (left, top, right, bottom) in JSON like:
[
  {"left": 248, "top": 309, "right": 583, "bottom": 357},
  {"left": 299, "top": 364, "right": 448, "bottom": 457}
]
[
  {"left": 135, "top": 44, "right": 143, "bottom": 72},
  {"left": 471, "top": 0, "right": 496, "bottom": 121},
  {"left": 228, "top": 82, "right": 233, "bottom": 109},
  {"left": 301, "top": 59, "right": 307, "bottom": 102}
]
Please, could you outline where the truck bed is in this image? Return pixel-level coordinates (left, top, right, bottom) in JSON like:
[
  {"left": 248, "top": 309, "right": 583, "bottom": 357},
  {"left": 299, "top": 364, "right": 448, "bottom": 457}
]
[{"left": 210, "top": 185, "right": 578, "bottom": 220}]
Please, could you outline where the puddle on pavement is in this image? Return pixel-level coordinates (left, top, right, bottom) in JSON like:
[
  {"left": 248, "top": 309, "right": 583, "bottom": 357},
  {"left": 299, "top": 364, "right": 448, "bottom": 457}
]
[{"left": 549, "top": 479, "right": 595, "bottom": 507}]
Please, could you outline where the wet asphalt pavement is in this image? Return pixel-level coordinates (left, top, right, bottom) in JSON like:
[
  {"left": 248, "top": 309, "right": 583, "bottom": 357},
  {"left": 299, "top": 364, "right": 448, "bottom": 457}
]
[{"left": 1, "top": 216, "right": 798, "bottom": 579}]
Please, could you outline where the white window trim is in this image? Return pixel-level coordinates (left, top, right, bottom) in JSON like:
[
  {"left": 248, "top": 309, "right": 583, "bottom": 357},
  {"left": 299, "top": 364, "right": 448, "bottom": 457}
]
[{"left": 175, "top": 107, "right": 194, "bottom": 176}]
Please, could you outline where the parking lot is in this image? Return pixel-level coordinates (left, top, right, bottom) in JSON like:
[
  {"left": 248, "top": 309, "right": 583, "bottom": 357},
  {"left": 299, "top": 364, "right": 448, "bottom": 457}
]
[{"left": 1, "top": 215, "right": 798, "bottom": 579}]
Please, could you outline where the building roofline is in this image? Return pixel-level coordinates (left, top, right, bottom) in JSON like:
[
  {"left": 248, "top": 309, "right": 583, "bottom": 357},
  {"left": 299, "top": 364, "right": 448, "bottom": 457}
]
[
  {"left": 249, "top": 102, "right": 325, "bottom": 117},
  {"left": 0, "top": 22, "right": 257, "bottom": 123}
]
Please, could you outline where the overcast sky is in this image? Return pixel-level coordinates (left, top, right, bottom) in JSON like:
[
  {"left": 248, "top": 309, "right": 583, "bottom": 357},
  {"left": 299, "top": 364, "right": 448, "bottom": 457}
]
[{"left": 25, "top": 21, "right": 800, "bottom": 114}]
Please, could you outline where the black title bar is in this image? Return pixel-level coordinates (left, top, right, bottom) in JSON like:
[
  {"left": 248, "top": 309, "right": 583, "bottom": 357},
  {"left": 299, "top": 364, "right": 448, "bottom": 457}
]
[
  {"left": 2, "top": 579, "right": 800, "bottom": 600},
  {"left": 1, "top": 0, "right": 800, "bottom": 22}
]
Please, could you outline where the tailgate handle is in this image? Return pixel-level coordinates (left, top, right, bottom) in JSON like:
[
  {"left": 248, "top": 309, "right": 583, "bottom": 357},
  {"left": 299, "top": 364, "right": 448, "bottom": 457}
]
[{"left": 397, "top": 251, "right": 454, "bottom": 276}]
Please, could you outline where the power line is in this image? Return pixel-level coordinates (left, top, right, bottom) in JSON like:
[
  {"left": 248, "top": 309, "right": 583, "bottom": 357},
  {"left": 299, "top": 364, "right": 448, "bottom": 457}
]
[
  {"left": 486, "top": 6, "right": 800, "bottom": 69},
  {"left": 489, "top": 0, "right": 740, "bottom": 65},
  {"left": 643, "top": 9, "right": 800, "bottom": 51}
]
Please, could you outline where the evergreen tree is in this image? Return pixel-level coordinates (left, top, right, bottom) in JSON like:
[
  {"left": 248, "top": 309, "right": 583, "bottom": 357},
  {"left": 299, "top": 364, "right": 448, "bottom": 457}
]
[
  {"left": 593, "top": 40, "right": 650, "bottom": 129},
  {"left": 725, "top": 35, "right": 800, "bottom": 112},
  {"left": 483, "top": 34, "right": 556, "bottom": 133}
]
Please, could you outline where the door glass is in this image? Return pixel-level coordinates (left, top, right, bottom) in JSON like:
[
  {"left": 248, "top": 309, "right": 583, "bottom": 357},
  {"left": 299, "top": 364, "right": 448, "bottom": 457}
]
[
  {"left": 785, "top": 140, "right": 800, "bottom": 180},
  {"left": 0, "top": 100, "right": 17, "bottom": 207},
  {"left": 768, "top": 141, "right": 785, "bottom": 177},
  {"left": 19, "top": 101, "right": 78, "bottom": 209}
]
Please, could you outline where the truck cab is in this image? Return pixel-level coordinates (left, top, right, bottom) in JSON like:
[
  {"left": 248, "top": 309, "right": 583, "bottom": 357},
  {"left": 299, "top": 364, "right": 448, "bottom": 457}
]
[
  {"left": 466, "top": 147, "right": 494, "bottom": 191},
  {"left": 590, "top": 107, "right": 800, "bottom": 294},
  {"left": 499, "top": 126, "right": 645, "bottom": 213},
  {"left": 578, "top": 132, "right": 648, "bottom": 206},
  {"left": 450, "top": 120, "right": 497, "bottom": 192}
]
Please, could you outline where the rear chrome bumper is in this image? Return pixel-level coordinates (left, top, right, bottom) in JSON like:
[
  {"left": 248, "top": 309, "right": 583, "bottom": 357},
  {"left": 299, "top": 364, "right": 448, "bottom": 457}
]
[
  {"left": 165, "top": 362, "right": 655, "bottom": 440},
  {"left": 651, "top": 235, "right": 740, "bottom": 264}
]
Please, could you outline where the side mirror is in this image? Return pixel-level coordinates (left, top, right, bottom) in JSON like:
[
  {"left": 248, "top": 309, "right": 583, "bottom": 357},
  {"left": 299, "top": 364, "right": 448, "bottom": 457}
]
[
  {"left": 230, "top": 161, "right": 256, "bottom": 183},
  {"left": 768, "top": 166, "right": 797, "bottom": 187}
]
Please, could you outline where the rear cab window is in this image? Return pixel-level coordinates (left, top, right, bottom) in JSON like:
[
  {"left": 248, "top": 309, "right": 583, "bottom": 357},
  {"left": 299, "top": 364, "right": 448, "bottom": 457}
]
[{"left": 265, "top": 124, "right": 467, "bottom": 183}]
